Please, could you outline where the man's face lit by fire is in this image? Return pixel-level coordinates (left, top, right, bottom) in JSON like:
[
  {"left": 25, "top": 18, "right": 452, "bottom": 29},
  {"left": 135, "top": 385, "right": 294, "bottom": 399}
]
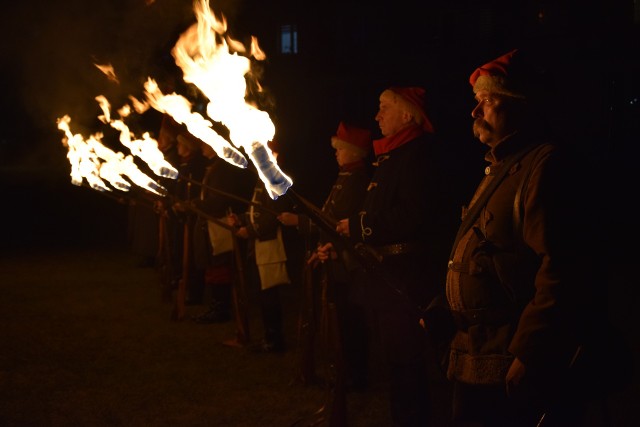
[
  {"left": 471, "top": 90, "right": 522, "bottom": 148},
  {"left": 376, "top": 94, "right": 411, "bottom": 137},
  {"left": 335, "top": 146, "right": 362, "bottom": 167}
]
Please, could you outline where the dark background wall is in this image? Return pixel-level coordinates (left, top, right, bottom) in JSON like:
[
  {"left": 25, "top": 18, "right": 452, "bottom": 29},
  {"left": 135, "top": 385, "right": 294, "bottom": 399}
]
[
  {"left": 238, "top": 0, "right": 637, "bottom": 201},
  {"left": 0, "top": 0, "right": 637, "bottom": 248}
]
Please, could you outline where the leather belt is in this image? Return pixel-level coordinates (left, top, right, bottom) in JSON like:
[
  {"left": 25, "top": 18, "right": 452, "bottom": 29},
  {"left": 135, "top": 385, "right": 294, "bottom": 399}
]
[
  {"left": 451, "top": 307, "right": 516, "bottom": 331},
  {"left": 374, "top": 242, "right": 417, "bottom": 257}
]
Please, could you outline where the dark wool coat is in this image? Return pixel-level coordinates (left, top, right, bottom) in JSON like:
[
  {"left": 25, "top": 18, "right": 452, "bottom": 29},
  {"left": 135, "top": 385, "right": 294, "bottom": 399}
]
[
  {"left": 347, "top": 134, "right": 457, "bottom": 310},
  {"left": 295, "top": 162, "right": 370, "bottom": 275},
  {"left": 321, "top": 166, "right": 371, "bottom": 226},
  {"left": 321, "top": 163, "right": 371, "bottom": 284},
  {"left": 446, "top": 133, "right": 599, "bottom": 393},
  {"left": 167, "top": 150, "right": 208, "bottom": 279},
  {"left": 297, "top": 163, "right": 371, "bottom": 239}
]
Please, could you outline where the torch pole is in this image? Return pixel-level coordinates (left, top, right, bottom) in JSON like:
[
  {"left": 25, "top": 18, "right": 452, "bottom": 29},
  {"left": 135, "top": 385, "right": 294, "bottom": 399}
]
[
  {"left": 178, "top": 174, "right": 281, "bottom": 217},
  {"left": 286, "top": 189, "right": 410, "bottom": 303},
  {"left": 287, "top": 189, "right": 337, "bottom": 229},
  {"left": 172, "top": 175, "right": 193, "bottom": 322},
  {"left": 286, "top": 189, "right": 363, "bottom": 260},
  {"left": 172, "top": 197, "right": 251, "bottom": 346},
  {"left": 294, "top": 244, "right": 319, "bottom": 386},
  {"left": 225, "top": 207, "right": 251, "bottom": 348},
  {"left": 157, "top": 203, "right": 174, "bottom": 303},
  {"left": 79, "top": 183, "right": 156, "bottom": 209}
]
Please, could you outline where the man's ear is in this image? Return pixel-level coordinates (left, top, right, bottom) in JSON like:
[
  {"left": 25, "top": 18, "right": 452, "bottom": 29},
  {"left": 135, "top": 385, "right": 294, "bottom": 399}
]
[{"left": 402, "top": 110, "right": 414, "bottom": 126}]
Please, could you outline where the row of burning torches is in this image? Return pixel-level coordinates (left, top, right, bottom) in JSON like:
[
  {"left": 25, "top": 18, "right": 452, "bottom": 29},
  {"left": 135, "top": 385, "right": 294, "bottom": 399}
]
[{"left": 57, "top": 0, "right": 293, "bottom": 201}]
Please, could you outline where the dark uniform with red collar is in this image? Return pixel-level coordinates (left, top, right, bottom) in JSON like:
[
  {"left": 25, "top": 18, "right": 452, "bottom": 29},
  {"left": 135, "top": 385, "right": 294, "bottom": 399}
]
[{"left": 346, "top": 130, "right": 457, "bottom": 425}]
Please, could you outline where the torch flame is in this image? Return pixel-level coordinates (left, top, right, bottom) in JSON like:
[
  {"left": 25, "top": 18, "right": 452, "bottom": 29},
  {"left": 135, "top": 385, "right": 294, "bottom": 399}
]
[
  {"left": 57, "top": 0, "right": 293, "bottom": 200},
  {"left": 166, "top": 0, "right": 292, "bottom": 199},
  {"left": 56, "top": 115, "right": 166, "bottom": 196},
  {"left": 143, "top": 78, "right": 248, "bottom": 169},
  {"left": 94, "top": 63, "right": 119, "bottom": 83},
  {"left": 94, "top": 95, "right": 179, "bottom": 180}
]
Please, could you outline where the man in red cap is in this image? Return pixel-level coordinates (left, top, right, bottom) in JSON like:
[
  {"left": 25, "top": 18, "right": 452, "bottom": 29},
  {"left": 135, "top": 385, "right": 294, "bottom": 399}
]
[
  {"left": 328, "top": 87, "right": 458, "bottom": 426},
  {"left": 442, "top": 49, "right": 612, "bottom": 426}
]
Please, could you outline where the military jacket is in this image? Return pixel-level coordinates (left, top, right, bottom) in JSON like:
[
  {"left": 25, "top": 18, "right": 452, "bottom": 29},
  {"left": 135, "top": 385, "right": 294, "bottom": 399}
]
[
  {"left": 297, "top": 162, "right": 370, "bottom": 240},
  {"left": 348, "top": 134, "right": 455, "bottom": 307},
  {"left": 446, "top": 134, "right": 592, "bottom": 386},
  {"left": 322, "top": 165, "right": 371, "bottom": 225}
]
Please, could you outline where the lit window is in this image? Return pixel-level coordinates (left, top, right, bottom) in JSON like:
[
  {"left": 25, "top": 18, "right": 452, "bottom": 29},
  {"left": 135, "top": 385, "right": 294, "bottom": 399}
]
[{"left": 279, "top": 24, "right": 298, "bottom": 54}]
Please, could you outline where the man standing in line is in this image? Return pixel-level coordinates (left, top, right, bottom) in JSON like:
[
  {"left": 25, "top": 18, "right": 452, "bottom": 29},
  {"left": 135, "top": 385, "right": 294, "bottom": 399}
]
[
  {"left": 443, "top": 49, "right": 607, "bottom": 426},
  {"left": 189, "top": 140, "right": 255, "bottom": 323},
  {"left": 228, "top": 139, "right": 294, "bottom": 353},
  {"left": 279, "top": 121, "right": 374, "bottom": 389},
  {"left": 331, "top": 87, "right": 458, "bottom": 426}
]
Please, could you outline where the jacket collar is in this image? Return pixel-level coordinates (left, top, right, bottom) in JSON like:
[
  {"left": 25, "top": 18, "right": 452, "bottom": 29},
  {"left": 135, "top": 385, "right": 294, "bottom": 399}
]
[{"left": 373, "top": 124, "right": 424, "bottom": 156}]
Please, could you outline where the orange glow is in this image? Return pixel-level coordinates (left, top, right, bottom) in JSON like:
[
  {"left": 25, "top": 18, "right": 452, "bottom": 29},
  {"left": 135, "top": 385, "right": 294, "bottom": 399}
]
[{"left": 94, "top": 63, "right": 119, "bottom": 84}]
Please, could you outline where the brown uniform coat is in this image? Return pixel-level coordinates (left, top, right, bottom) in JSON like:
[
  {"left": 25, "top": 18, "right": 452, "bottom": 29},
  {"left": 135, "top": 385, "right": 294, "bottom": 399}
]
[{"left": 446, "top": 133, "right": 597, "bottom": 391}]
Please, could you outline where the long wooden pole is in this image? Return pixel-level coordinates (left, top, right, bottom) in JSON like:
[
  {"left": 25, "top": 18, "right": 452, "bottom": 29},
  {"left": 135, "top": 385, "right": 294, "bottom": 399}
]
[
  {"left": 172, "top": 177, "right": 192, "bottom": 321},
  {"left": 179, "top": 174, "right": 280, "bottom": 217},
  {"left": 226, "top": 221, "right": 251, "bottom": 347},
  {"left": 293, "top": 249, "right": 319, "bottom": 386}
]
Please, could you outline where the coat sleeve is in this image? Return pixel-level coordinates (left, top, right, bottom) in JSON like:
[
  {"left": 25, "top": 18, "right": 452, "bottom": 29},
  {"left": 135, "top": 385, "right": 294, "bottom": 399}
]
[{"left": 507, "top": 147, "right": 594, "bottom": 369}]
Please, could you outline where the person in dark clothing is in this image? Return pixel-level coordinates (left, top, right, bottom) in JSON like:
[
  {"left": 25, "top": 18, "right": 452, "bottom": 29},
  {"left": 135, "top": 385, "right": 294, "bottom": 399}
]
[
  {"left": 167, "top": 131, "right": 208, "bottom": 297},
  {"left": 326, "top": 87, "right": 458, "bottom": 426},
  {"left": 441, "top": 49, "right": 612, "bottom": 427},
  {"left": 189, "top": 140, "right": 255, "bottom": 323},
  {"left": 126, "top": 113, "right": 174, "bottom": 269},
  {"left": 146, "top": 114, "right": 183, "bottom": 295},
  {"left": 280, "top": 121, "right": 374, "bottom": 389},
  {"left": 158, "top": 126, "right": 205, "bottom": 299},
  {"left": 228, "top": 140, "right": 294, "bottom": 353}
]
